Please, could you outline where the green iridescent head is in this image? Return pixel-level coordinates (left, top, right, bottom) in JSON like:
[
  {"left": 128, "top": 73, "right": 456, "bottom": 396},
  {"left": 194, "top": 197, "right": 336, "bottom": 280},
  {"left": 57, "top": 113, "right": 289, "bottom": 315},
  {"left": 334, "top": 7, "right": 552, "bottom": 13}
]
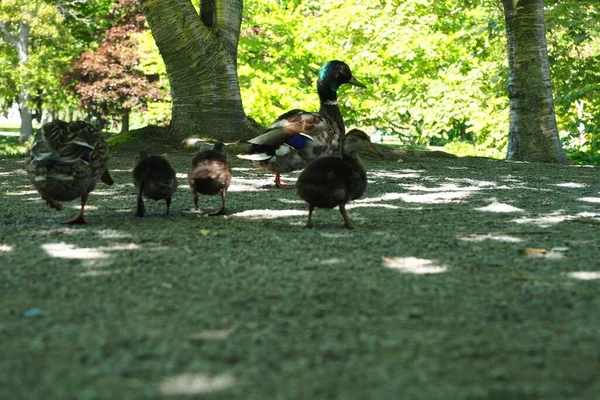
[{"left": 317, "top": 60, "right": 366, "bottom": 92}]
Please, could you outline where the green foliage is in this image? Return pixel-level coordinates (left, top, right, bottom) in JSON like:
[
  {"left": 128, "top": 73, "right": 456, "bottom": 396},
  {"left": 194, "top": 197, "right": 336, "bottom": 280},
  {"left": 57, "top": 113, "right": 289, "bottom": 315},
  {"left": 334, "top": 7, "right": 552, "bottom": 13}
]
[
  {"left": 237, "top": 0, "right": 600, "bottom": 162},
  {"left": 0, "top": 0, "right": 115, "bottom": 117},
  {"left": 546, "top": 2, "right": 600, "bottom": 164},
  {"left": 239, "top": 0, "right": 509, "bottom": 153}
]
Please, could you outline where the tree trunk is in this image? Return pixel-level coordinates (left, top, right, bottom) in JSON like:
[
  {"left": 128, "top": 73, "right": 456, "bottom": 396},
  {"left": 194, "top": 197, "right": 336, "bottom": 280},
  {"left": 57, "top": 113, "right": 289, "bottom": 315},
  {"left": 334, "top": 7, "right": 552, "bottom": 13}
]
[
  {"left": 140, "top": 0, "right": 259, "bottom": 141},
  {"left": 502, "top": 0, "right": 569, "bottom": 163},
  {"left": 13, "top": 21, "right": 34, "bottom": 141},
  {"left": 122, "top": 109, "right": 130, "bottom": 133}
]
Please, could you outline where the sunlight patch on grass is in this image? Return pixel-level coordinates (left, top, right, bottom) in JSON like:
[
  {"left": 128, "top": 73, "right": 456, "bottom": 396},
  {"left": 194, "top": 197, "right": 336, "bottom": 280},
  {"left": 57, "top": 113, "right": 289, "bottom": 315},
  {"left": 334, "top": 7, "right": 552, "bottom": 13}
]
[
  {"left": 78, "top": 269, "right": 123, "bottom": 278},
  {"left": 0, "top": 171, "right": 26, "bottom": 176},
  {"left": 347, "top": 202, "right": 402, "bottom": 209},
  {"left": 43, "top": 243, "right": 110, "bottom": 260},
  {"left": 511, "top": 211, "right": 569, "bottom": 227},
  {"left": 382, "top": 257, "right": 448, "bottom": 274},
  {"left": 457, "top": 233, "right": 524, "bottom": 243},
  {"left": 278, "top": 198, "right": 304, "bottom": 204},
  {"left": 42, "top": 242, "right": 139, "bottom": 260},
  {"left": 369, "top": 171, "right": 422, "bottom": 179},
  {"left": 476, "top": 201, "right": 525, "bottom": 213},
  {"left": 231, "top": 209, "right": 305, "bottom": 219},
  {"left": 568, "top": 271, "right": 600, "bottom": 280},
  {"left": 159, "top": 373, "right": 236, "bottom": 396},
  {"left": 187, "top": 329, "right": 235, "bottom": 341},
  {"left": 108, "top": 168, "right": 134, "bottom": 173},
  {"left": 0, "top": 244, "right": 13, "bottom": 252},
  {"left": 4, "top": 190, "right": 38, "bottom": 196},
  {"left": 318, "top": 232, "right": 351, "bottom": 238},
  {"left": 317, "top": 257, "right": 344, "bottom": 265},
  {"left": 555, "top": 182, "right": 587, "bottom": 188},
  {"left": 578, "top": 197, "right": 600, "bottom": 204},
  {"left": 94, "top": 229, "right": 133, "bottom": 239}
]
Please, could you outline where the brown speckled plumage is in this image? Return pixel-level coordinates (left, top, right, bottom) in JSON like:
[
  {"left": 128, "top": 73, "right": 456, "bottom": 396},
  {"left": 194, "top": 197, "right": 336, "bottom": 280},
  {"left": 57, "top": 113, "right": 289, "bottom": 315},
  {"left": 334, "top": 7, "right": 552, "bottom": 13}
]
[
  {"left": 188, "top": 142, "right": 232, "bottom": 215},
  {"left": 26, "top": 120, "right": 113, "bottom": 224}
]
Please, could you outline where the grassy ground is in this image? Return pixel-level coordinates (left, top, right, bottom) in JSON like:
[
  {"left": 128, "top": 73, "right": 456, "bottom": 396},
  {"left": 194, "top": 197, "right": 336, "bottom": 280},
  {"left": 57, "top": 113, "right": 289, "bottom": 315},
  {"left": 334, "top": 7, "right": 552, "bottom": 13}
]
[{"left": 1, "top": 145, "right": 600, "bottom": 399}]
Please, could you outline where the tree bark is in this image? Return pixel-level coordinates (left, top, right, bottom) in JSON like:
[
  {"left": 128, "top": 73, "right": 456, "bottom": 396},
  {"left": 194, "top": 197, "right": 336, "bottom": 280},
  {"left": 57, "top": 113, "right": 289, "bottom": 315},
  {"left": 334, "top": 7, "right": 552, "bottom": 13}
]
[
  {"left": 3, "top": 21, "right": 34, "bottom": 141},
  {"left": 122, "top": 109, "right": 130, "bottom": 133},
  {"left": 140, "top": 0, "right": 258, "bottom": 141},
  {"left": 502, "top": 0, "right": 569, "bottom": 163}
]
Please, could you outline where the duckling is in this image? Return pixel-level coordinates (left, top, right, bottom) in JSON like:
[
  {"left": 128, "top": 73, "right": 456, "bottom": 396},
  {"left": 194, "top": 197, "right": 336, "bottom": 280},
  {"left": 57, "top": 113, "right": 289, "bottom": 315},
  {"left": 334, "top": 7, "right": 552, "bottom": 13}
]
[
  {"left": 133, "top": 152, "right": 177, "bottom": 217},
  {"left": 26, "top": 120, "right": 114, "bottom": 224},
  {"left": 296, "top": 129, "right": 382, "bottom": 229},
  {"left": 237, "top": 60, "right": 366, "bottom": 188},
  {"left": 188, "top": 141, "right": 232, "bottom": 215}
]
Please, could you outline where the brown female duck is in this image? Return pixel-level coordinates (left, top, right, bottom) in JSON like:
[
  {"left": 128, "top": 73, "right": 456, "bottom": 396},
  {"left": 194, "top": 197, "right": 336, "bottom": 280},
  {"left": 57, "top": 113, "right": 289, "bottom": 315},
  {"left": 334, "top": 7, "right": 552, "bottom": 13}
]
[{"left": 26, "top": 120, "right": 113, "bottom": 224}]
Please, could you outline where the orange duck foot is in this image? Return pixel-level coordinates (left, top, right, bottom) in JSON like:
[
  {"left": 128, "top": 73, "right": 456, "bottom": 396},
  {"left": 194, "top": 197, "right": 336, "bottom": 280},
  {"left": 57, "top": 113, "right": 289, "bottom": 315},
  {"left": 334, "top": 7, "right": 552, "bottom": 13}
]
[{"left": 275, "top": 173, "right": 295, "bottom": 189}]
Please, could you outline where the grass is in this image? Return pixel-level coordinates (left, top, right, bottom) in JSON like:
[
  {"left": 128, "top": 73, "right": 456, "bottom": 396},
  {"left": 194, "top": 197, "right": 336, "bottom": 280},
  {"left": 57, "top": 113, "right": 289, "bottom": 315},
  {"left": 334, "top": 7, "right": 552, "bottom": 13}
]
[{"left": 1, "top": 147, "right": 600, "bottom": 399}]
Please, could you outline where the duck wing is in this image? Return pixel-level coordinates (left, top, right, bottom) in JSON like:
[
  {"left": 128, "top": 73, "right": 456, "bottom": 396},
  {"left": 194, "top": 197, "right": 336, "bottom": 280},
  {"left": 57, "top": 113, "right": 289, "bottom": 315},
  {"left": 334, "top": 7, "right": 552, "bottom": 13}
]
[{"left": 247, "top": 111, "right": 329, "bottom": 148}]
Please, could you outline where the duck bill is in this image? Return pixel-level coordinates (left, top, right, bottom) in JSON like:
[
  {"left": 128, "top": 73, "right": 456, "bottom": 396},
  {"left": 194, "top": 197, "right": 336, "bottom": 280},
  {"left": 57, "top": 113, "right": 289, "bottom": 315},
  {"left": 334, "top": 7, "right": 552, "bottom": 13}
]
[
  {"left": 368, "top": 144, "right": 384, "bottom": 158},
  {"left": 348, "top": 76, "right": 367, "bottom": 88}
]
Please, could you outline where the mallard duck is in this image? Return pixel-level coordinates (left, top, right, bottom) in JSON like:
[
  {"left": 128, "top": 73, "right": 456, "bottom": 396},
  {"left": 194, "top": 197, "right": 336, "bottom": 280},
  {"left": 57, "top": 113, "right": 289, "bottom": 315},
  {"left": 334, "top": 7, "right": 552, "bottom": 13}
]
[
  {"left": 237, "top": 60, "right": 366, "bottom": 188},
  {"left": 133, "top": 152, "right": 177, "bottom": 217},
  {"left": 26, "top": 120, "right": 114, "bottom": 224},
  {"left": 296, "top": 129, "right": 382, "bottom": 230},
  {"left": 188, "top": 141, "right": 232, "bottom": 215}
]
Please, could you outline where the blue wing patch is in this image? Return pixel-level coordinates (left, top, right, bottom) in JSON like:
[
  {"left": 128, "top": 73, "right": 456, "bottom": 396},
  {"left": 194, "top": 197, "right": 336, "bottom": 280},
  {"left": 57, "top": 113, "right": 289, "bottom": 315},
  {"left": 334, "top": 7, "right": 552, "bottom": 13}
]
[{"left": 286, "top": 134, "right": 314, "bottom": 149}]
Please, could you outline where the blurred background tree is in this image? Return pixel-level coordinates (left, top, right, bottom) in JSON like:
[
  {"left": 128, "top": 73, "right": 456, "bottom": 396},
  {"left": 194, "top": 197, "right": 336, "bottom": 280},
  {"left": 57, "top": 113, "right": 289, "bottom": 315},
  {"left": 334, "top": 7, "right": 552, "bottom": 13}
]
[
  {"left": 0, "top": 0, "right": 113, "bottom": 141},
  {"left": 63, "top": 0, "right": 166, "bottom": 132}
]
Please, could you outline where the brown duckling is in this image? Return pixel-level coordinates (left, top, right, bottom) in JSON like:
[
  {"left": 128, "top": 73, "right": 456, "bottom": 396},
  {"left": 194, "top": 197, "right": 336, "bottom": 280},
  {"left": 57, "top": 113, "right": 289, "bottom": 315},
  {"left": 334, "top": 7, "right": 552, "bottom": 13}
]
[
  {"left": 296, "top": 129, "right": 382, "bottom": 229},
  {"left": 26, "top": 120, "right": 114, "bottom": 224},
  {"left": 133, "top": 152, "right": 177, "bottom": 217},
  {"left": 188, "top": 141, "right": 232, "bottom": 215}
]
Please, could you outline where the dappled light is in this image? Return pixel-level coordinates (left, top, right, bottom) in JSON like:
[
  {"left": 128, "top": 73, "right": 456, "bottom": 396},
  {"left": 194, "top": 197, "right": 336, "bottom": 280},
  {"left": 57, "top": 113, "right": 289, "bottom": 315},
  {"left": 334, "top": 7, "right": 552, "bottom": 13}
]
[
  {"left": 360, "top": 190, "right": 471, "bottom": 204},
  {"left": 555, "top": 182, "right": 588, "bottom": 188},
  {"left": 512, "top": 211, "right": 600, "bottom": 227},
  {"left": 43, "top": 243, "right": 110, "bottom": 260},
  {"left": 475, "top": 201, "right": 525, "bottom": 213},
  {"left": 578, "top": 197, "right": 600, "bottom": 204},
  {"left": 369, "top": 170, "right": 424, "bottom": 179},
  {"left": 382, "top": 257, "right": 448, "bottom": 274},
  {"left": 42, "top": 242, "right": 139, "bottom": 260},
  {"left": 347, "top": 202, "right": 402, "bottom": 210},
  {"left": 0, "top": 244, "right": 13, "bottom": 252},
  {"left": 4, "top": 190, "right": 38, "bottom": 196},
  {"left": 159, "top": 373, "right": 236, "bottom": 396},
  {"left": 568, "top": 271, "right": 600, "bottom": 280},
  {"left": 457, "top": 233, "right": 524, "bottom": 243},
  {"left": 231, "top": 209, "right": 306, "bottom": 219}
]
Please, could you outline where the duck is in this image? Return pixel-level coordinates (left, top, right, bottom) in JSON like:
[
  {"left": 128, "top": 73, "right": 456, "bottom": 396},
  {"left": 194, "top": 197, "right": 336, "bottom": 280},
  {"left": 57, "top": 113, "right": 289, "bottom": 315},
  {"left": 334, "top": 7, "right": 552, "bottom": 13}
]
[
  {"left": 26, "top": 120, "right": 114, "bottom": 224},
  {"left": 188, "top": 141, "right": 232, "bottom": 215},
  {"left": 133, "top": 152, "right": 177, "bottom": 217},
  {"left": 296, "top": 129, "right": 382, "bottom": 230},
  {"left": 237, "top": 60, "right": 366, "bottom": 188}
]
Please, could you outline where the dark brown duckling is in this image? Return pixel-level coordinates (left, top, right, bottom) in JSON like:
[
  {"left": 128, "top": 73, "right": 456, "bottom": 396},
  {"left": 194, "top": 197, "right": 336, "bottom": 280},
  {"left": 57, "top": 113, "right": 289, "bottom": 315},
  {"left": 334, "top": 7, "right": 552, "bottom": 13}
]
[
  {"left": 188, "top": 141, "right": 232, "bottom": 215},
  {"left": 133, "top": 152, "right": 177, "bottom": 217},
  {"left": 296, "top": 129, "right": 382, "bottom": 229}
]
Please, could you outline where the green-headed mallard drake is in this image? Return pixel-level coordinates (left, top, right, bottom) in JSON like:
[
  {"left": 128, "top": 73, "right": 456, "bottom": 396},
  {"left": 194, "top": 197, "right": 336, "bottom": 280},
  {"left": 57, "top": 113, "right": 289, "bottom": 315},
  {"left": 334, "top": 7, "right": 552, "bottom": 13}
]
[
  {"left": 188, "top": 141, "right": 232, "bottom": 215},
  {"left": 26, "top": 120, "right": 114, "bottom": 224},
  {"left": 296, "top": 129, "right": 382, "bottom": 230},
  {"left": 133, "top": 152, "right": 177, "bottom": 217},
  {"left": 237, "top": 60, "right": 366, "bottom": 188}
]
